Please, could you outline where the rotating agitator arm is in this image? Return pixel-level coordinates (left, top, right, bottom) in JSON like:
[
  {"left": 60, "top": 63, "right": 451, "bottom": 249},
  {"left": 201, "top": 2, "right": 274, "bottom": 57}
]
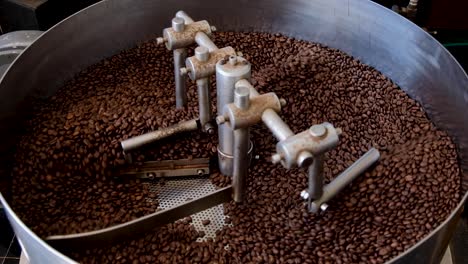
[{"left": 218, "top": 79, "right": 380, "bottom": 212}]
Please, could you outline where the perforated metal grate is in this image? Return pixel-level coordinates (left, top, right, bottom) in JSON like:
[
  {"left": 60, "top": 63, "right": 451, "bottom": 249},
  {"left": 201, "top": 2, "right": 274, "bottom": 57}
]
[{"left": 144, "top": 177, "right": 230, "bottom": 241}]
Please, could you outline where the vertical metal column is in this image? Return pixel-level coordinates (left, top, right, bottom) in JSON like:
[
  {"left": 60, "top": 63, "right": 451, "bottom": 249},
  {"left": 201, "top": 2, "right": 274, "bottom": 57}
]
[
  {"left": 196, "top": 78, "right": 212, "bottom": 131},
  {"left": 308, "top": 154, "right": 324, "bottom": 203},
  {"left": 172, "top": 17, "right": 188, "bottom": 108},
  {"left": 215, "top": 56, "right": 251, "bottom": 176},
  {"left": 194, "top": 47, "right": 212, "bottom": 132},
  {"left": 232, "top": 86, "right": 250, "bottom": 202},
  {"left": 174, "top": 48, "right": 187, "bottom": 108}
]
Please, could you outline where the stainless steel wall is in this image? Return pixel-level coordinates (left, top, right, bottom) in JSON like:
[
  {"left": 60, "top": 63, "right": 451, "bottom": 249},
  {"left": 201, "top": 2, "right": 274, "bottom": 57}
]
[{"left": 0, "top": 0, "right": 466, "bottom": 263}]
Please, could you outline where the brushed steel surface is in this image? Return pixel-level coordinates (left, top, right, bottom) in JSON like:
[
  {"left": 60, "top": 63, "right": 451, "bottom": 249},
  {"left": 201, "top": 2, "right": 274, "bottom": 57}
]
[{"left": 0, "top": 0, "right": 467, "bottom": 263}]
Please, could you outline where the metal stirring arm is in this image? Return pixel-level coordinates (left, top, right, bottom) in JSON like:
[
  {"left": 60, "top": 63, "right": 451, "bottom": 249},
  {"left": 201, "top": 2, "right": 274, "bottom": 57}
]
[
  {"left": 305, "top": 148, "right": 380, "bottom": 212},
  {"left": 46, "top": 186, "right": 233, "bottom": 250},
  {"left": 120, "top": 118, "right": 199, "bottom": 153},
  {"left": 219, "top": 79, "right": 380, "bottom": 212}
]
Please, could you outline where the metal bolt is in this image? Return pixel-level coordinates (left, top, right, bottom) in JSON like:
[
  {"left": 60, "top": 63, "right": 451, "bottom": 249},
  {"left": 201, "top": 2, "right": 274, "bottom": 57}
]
[
  {"left": 156, "top": 37, "right": 167, "bottom": 45},
  {"left": 279, "top": 98, "right": 287, "bottom": 107},
  {"left": 309, "top": 124, "right": 327, "bottom": 138},
  {"left": 271, "top": 153, "right": 282, "bottom": 164},
  {"left": 234, "top": 86, "right": 250, "bottom": 110},
  {"left": 320, "top": 203, "right": 329, "bottom": 211},
  {"left": 180, "top": 67, "right": 190, "bottom": 76},
  {"left": 297, "top": 151, "right": 313, "bottom": 167},
  {"left": 300, "top": 190, "right": 309, "bottom": 200},
  {"left": 147, "top": 173, "right": 155, "bottom": 180},
  {"left": 195, "top": 46, "right": 210, "bottom": 62},
  {"left": 197, "top": 169, "right": 205, "bottom": 176},
  {"left": 172, "top": 17, "right": 185, "bottom": 32},
  {"left": 204, "top": 123, "right": 215, "bottom": 134},
  {"left": 254, "top": 155, "right": 260, "bottom": 160},
  {"left": 210, "top": 26, "right": 217, "bottom": 32},
  {"left": 228, "top": 55, "right": 237, "bottom": 65},
  {"left": 216, "top": 115, "right": 227, "bottom": 125}
]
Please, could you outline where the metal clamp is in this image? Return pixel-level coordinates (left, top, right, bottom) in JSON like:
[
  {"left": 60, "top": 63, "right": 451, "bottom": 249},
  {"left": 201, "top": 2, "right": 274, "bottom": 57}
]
[
  {"left": 158, "top": 19, "right": 213, "bottom": 50},
  {"left": 273, "top": 123, "right": 341, "bottom": 169},
  {"left": 156, "top": 11, "right": 216, "bottom": 108},
  {"left": 218, "top": 89, "right": 282, "bottom": 130},
  {"left": 183, "top": 46, "right": 236, "bottom": 80}
]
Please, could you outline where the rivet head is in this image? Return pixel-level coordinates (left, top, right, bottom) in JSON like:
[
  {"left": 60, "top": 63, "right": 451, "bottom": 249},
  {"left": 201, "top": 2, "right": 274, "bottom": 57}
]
[{"left": 309, "top": 124, "right": 327, "bottom": 138}]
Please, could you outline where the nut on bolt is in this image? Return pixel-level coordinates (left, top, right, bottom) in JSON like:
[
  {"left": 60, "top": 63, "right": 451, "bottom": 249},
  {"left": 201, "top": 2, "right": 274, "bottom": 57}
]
[
  {"left": 320, "top": 203, "right": 329, "bottom": 211},
  {"left": 300, "top": 190, "right": 309, "bottom": 200},
  {"left": 309, "top": 202, "right": 329, "bottom": 213},
  {"left": 216, "top": 115, "right": 228, "bottom": 125},
  {"left": 204, "top": 123, "right": 215, "bottom": 134},
  {"left": 156, "top": 37, "right": 167, "bottom": 45},
  {"left": 180, "top": 67, "right": 190, "bottom": 76},
  {"left": 147, "top": 173, "right": 156, "bottom": 180},
  {"left": 271, "top": 153, "right": 283, "bottom": 164},
  {"left": 228, "top": 55, "right": 238, "bottom": 65}
]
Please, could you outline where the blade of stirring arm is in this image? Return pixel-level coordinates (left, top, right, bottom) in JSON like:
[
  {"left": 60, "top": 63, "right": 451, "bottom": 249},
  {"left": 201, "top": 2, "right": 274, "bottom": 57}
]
[{"left": 46, "top": 186, "right": 233, "bottom": 251}]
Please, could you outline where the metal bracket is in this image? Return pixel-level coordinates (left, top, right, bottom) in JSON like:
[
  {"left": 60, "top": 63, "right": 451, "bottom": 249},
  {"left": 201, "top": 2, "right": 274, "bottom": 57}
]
[{"left": 119, "top": 158, "right": 210, "bottom": 179}]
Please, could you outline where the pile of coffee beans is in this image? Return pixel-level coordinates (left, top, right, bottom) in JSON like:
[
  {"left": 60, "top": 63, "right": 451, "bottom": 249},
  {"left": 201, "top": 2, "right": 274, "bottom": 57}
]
[{"left": 11, "top": 32, "right": 461, "bottom": 263}]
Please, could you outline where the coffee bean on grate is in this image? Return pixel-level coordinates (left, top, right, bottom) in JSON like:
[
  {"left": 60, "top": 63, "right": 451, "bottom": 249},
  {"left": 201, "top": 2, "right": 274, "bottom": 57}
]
[{"left": 10, "top": 31, "right": 461, "bottom": 264}]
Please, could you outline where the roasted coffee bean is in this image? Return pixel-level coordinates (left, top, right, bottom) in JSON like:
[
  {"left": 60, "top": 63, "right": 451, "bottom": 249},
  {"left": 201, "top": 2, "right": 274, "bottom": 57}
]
[
  {"left": 202, "top": 219, "right": 211, "bottom": 226},
  {"left": 10, "top": 32, "right": 462, "bottom": 264}
]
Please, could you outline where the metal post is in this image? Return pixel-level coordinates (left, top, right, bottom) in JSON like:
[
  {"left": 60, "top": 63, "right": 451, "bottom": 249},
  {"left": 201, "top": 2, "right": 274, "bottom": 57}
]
[
  {"left": 196, "top": 78, "right": 211, "bottom": 131},
  {"left": 174, "top": 48, "right": 187, "bottom": 108},
  {"left": 309, "top": 148, "right": 380, "bottom": 212},
  {"left": 172, "top": 16, "right": 188, "bottom": 108},
  {"left": 175, "top": 11, "right": 194, "bottom": 24},
  {"left": 233, "top": 86, "right": 250, "bottom": 202},
  {"left": 194, "top": 46, "right": 212, "bottom": 132},
  {"left": 308, "top": 154, "right": 324, "bottom": 202},
  {"left": 216, "top": 56, "right": 251, "bottom": 176}
]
